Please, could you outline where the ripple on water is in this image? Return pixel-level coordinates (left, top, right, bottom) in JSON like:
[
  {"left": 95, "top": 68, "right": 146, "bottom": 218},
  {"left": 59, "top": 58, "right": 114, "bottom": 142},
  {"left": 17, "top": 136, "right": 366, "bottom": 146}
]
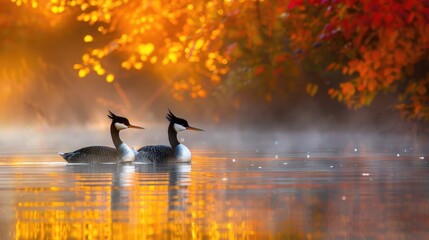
[{"left": 0, "top": 152, "right": 428, "bottom": 239}]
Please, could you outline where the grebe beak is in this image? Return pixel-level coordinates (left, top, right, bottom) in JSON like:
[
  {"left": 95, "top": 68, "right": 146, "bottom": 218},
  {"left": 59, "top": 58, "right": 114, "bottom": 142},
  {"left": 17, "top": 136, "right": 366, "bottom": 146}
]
[
  {"left": 128, "top": 124, "right": 144, "bottom": 129},
  {"left": 186, "top": 126, "right": 204, "bottom": 131}
]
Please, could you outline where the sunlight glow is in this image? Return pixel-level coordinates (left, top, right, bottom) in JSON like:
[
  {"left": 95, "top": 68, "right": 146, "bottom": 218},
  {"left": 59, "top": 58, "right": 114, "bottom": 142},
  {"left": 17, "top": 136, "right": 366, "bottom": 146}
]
[
  {"left": 8, "top": 0, "right": 238, "bottom": 100},
  {"left": 83, "top": 35, "right": 94, "bottom": 43}
]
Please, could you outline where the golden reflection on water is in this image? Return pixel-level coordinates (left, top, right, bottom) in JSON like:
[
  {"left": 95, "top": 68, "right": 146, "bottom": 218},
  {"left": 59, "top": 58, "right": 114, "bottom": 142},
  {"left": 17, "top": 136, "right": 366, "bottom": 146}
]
[
  {"left": 4, "top": 154, "right": 429, "bottom": 239},
  {"left": 10, "top": 157, "right": 267, "bottom": 240}
]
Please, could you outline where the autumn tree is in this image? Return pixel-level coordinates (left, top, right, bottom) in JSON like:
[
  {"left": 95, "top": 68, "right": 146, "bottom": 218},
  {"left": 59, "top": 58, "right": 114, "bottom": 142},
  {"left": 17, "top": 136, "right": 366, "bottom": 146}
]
[
  {"left": 287, "top": 0, "right": 429, "bottom": 120},
  {"left": 9, "top": 0, "right": 429, "bottom": 121},
  {"left": 8, "top": 0, "right": 296, "bottom": 98}
]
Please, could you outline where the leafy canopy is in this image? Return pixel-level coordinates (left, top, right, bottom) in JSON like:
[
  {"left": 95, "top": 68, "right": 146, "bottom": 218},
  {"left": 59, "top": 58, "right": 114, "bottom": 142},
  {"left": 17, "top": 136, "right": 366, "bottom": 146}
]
[{"left": 9, "top": 0, "right": 429, "bottom": 121}]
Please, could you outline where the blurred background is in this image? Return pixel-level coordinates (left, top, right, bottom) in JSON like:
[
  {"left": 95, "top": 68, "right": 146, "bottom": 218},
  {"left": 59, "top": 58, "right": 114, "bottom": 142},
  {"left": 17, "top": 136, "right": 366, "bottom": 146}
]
[{"left": 1, "top": 0, "right": 428, "bottom": 153}]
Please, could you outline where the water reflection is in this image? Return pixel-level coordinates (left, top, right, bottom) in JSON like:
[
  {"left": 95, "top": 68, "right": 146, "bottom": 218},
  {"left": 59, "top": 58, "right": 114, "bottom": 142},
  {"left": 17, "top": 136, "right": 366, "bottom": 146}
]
[
  {"left": 64, "top": 163, "right": 192, "bottom": 239},
  {"left": 1, "top": 153, "right": 429, "bottom": 239}
]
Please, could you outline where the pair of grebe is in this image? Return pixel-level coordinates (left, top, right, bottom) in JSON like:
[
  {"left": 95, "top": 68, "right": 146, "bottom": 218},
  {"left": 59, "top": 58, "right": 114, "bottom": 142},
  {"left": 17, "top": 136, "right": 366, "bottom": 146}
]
[{"left": 59, "top": 110, "right": 203, "bottom": 163}]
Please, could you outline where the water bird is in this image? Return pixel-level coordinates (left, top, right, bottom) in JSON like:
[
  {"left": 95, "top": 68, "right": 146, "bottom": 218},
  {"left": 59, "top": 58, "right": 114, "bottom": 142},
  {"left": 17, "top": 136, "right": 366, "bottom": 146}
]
[
  {"left": 136, "top": 110, "right": 203, "bottom": 163},
  {"left": 59, "top": 111, "right": 143, "bottom": 163}
]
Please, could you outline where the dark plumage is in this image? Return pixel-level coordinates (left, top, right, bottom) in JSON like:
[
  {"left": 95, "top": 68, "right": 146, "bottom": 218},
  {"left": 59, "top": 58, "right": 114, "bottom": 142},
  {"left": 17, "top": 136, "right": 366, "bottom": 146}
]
[
  {"left": 136, "top": 110, "right": 202, "bottom": 163},
  {"left": 59, "top": 111, "right": 143, "bottom": 163},
  {"left": 166, "top": 110, "right": 189, "bottom": 127},
  {"left": 136, "top": 145, "right": 175, "bottom": 163},
  {"left": 108, "top": 111, "right": 130, "bottom": 126},
  {"left": 60, "top": 146, "right": 121, "bottom": 163}
]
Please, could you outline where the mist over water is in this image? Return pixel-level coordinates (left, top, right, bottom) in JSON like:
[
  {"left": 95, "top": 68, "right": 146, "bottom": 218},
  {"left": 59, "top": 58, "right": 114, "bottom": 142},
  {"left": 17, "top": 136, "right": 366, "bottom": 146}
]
[
  {"left": 2, "top": 70, "right": 427, "bottom": 156},
  {"left": 2, "top": 65, "right": 426, "bottom": 157},
  {"left": 1, "top": 123, "right": 427, "bottom": 159}
]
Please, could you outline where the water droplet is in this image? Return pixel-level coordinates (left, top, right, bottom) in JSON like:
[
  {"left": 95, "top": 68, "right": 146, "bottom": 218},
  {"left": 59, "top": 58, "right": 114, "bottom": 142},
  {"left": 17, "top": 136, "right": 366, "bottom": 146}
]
[
  {"left": 222, "top": 177, "right": 227, "bottom": 181},
  {"left": 251, "top": 164, "right": 254, "bottom": 167},
  {"left": 258, "top": 166, "right": 262, "bottom": 169},
  {"left": 306, "top": 154, "right": 310, "bottom": 159},
  {"left": 232, "top": 158, "right": 236, "bottom": 162},
  {"left": 419, "top": 156, "right": 425, "bottom": 160},
  {"left": 274, "top": 140, "right": 279, "bottom": 145},
  {"left": 283, "top": 162, "right": 287, "bottom": 165},
  {"left": 396, "top": 153, "right": 400, "bottom": 157},
  {"left": 354, "top": 148, "right": 358, "bottom": 152},
  {"left": 362, "top": 173, "right": 370, "bottom": 176},
  {"left": 274, "top": 155, "right": 279, "bottom": 159},
  {"left": 330, "top": 165, "right": 333, "bottom": 168},
  {"left": 342, "top": 196, "right": 346, "bottom": 201}
]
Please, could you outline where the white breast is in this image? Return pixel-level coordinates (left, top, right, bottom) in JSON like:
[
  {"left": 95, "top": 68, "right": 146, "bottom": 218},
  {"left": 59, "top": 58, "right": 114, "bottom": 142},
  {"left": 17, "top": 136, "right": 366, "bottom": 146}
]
[
  {"left": 174, "top": 144, "right": 192, "bottom": 163},
  {"left": 118, "top": 143, "right": 135, "bottom": 162}
]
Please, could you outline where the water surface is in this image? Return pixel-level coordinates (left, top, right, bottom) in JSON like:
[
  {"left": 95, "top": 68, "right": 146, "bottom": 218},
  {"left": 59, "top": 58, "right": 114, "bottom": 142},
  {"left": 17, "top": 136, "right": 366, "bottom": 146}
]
[{"left": 0, "top": 150, "right": 428, "bottom": 239}]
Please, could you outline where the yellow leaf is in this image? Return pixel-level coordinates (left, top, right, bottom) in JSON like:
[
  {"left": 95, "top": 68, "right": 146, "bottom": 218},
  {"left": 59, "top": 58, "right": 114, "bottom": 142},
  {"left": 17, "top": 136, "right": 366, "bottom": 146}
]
[
  {"left": 83, "top": 35, "right": 94, "bottom": 43},
  {"left": 94, "top": 64, "right": 105, "bottom": 75},
  {"left": 78, "top": 69, "right": 88, "bottom": 78},
  {"left": 106, "top": 74, "right": 115, "bottom": 83},
  {"left": 134, "top": 62, "right": 143, "bottom": 70},
  {"left": 121, "top": 61, "right": 131, "bottom": 70},
  {"left": 195, "top": 39, "right": 205, "bottom": 50},
  {"left": 150, "top": 56, "right": 157, "bottom": 64},
  {"left": 306, "top": 83, "right": 318, "bottom": 96},
  {"left": 167, "top": 52, "right": 177, "bottom": 63},
  {"left": 138, "top": 43, "right": 155, "bottom": 56}
]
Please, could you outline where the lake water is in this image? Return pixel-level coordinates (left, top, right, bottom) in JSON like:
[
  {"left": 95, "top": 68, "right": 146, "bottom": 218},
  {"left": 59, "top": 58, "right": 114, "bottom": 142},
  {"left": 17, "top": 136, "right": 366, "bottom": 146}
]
[{"left": 0, "top": 149, "right": 428, "bottom": 239}]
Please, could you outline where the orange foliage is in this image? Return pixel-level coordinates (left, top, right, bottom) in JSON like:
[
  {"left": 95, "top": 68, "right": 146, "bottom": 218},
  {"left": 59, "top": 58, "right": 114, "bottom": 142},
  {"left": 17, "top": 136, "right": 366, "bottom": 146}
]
[
  {"left": 8, "top": 0, "right": 429, "bottom": 120},
  {"left": 288, "top": 0, "right": 429, "bottom": 119},
  {"left": 10, "top": 0, "right": 301, "bottom": 103}
]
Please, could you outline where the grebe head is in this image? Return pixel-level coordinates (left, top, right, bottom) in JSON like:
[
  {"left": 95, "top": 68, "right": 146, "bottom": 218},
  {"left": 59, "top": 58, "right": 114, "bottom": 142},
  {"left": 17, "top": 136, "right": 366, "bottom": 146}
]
[
  {"left": 166, "top": 109, "right": 204, "bottom": 132},
  {"left": 108, "top": 111, "right": 144, "bottom": 131}
]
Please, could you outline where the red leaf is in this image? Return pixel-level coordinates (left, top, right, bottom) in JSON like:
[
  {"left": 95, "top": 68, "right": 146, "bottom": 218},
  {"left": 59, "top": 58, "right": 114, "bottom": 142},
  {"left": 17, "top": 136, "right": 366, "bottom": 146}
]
[
  {"left": 288, "top": 0, "right": 304, "bottom": 9},
  {"left": 254, "top": 66, "right": 266, "bottom": 76},
  {"left": 407, "top": 12, "right": 415, "bottom": 24},
  {"left": 384, "top": 13, "right": 394, "bottom": 25},
  {"left": 372, "top": 13, "right": 383, "bottom": 28},
  {"left": 273, "top": 66, "right": 285, "bottom": 76},
  {"left": 274, "top": 54, "right": 287, "bottom": 63}
]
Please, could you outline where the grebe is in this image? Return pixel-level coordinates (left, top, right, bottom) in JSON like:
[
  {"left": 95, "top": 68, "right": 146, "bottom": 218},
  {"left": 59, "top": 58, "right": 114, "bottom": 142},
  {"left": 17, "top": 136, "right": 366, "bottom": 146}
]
[
  {"left": 136, "top": 110, "right": 203, "bottom": 163},
  {"left": 59, "top": 111, "right": 143, "bottom": 163}
]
